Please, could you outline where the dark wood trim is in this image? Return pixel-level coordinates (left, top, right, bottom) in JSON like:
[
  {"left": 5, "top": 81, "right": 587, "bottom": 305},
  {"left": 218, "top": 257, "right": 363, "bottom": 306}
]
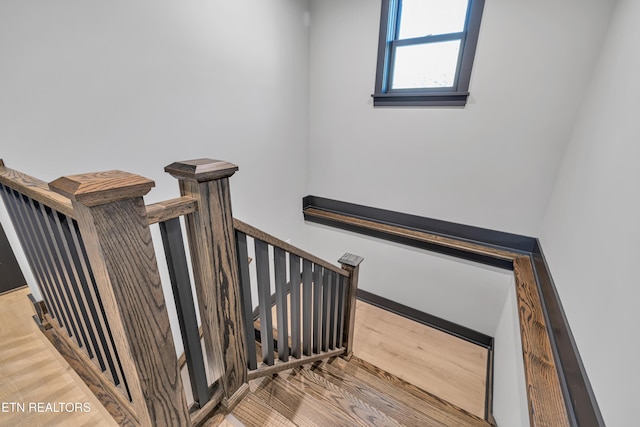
[
  {"left": 485, "top": 339, "right": 494, "bottom": 423},
  {"left": 531, "top": 243, "right": 605, "bottom": 427},
  {"left": 357, "top": 289, "right": 493, "bottom": 349},
  {"left": 303, "top": 196, "right": 535, "bottom": 253},
  {"left": 302, "top": 196, "right": 603, "bottom": 427},
  {"left": 247, "top": 348, "right": 346, "bottom": 381}
]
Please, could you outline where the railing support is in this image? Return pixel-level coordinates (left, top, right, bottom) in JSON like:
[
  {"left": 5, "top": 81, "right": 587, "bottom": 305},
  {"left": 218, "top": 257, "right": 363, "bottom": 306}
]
[
  {"left": 165, "top": 159, "right": 249, "bottom": 410},
  {"left": 339, "top": 253, "right": 364, "bottom": 360},
  {"left": 49, "top": 170, "right": 190, "bottom": 427}
]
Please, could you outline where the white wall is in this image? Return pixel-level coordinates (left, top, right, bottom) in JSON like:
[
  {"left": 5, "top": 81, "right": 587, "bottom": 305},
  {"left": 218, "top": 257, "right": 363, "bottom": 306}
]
[
  {"left": 307, "top": 0, "right": 613, "bottom": 236},
  {"left": 492, "top": 282, "right": 529, "bottom": 427},
  {"left": 0, "top": 0, "right": 311, "bottom": 354},
  {"left": 305, "top": 222, "right": 513, "bottom": 336},
  {"left": 539, "top": 1, "right": 640, "bottom": 424},
  {"left": 304, "top": 0, "right": 613, "bottom": 337}
]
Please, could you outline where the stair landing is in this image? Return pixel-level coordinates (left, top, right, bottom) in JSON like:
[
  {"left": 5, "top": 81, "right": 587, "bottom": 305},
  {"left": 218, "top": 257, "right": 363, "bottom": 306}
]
[{"left": 228, "top": 356, "right": 490, "bottom": 427}]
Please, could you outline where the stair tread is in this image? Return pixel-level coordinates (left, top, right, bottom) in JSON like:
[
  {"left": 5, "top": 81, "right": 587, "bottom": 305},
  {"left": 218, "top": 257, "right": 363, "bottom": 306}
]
[
  {"left": 232, "top": 392, "right": 296, "bottom": 427},
  {"left": 330, "top": 356, "right": 490, "bottom": 427},
  {"left": 313, "top": 360, "right": 450, "bottom": 426},
  {"left": 250, "top": 373, "right": 359, "bottom": 426}
]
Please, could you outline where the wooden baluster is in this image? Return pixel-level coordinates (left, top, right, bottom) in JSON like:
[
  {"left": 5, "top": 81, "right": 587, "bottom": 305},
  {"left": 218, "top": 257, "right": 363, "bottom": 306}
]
[
  {"left": 49, "top": 171, "right": 190, "bottom": 427},
  {"left": 338, "top": 253, "right": 364, "bottom": 360},
  {"left": 164, "top": 159, "right": 248, "bottom": 410}
]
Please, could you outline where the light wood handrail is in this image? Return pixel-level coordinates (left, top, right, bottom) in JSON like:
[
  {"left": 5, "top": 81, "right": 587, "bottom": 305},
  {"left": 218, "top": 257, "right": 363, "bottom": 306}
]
[{"left": 0, "top": 159, "right": 75, "bottom": 218}]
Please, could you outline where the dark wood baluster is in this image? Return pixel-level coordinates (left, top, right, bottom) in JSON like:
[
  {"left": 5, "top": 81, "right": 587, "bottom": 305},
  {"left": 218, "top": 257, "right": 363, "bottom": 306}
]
[
  {"left": 337, "top": 274, "right": 347, "bottom": 349},
  {"left": 339, "top": 253, "right": 364, "bottom": 359},
  {"left": 159, "top": 217, "right": 210, "bottom": 407},
  {"left": 302, "top": 259, "right": 313, "bottom": 356},
  {"left": 274, "top": 247, "right": 289, "bottom": 362},
  {"left": 312, "top": 264, "right": 323, "bottom": 354},
  {"left": 38, "top": 203, "right": 96, "bottom": 362},
  {"left": 62, "top": 214, "right": 125, "bottom": 390},
  {"left": 0, "top": 185, "right": 63, "bottom": 328},
  {"left": 43, "top": 204, "right": 103, "bottom": 369},
  {"left": 289, "top": 254, "right": 301, "bottom": 359},
  {"left": 13, "top": 190, "right": 73, "bottom": 339},
  {"left": 330, "top": 272, "right": 340, "bottom": 350},
  {"left": 255, "top": 239, "right": 274, "bottom": 366},
  {"left": 322, "top": 271, "right": 331, "bottom": 352},
  {"left": 235, "top": 231, "right": 257, "bottom": 370}
]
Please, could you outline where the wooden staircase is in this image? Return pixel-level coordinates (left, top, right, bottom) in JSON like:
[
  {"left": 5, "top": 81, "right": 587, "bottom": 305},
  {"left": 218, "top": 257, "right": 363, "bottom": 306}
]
[{"left": 224, "top": 356, "right": 491, "bottom": 427}]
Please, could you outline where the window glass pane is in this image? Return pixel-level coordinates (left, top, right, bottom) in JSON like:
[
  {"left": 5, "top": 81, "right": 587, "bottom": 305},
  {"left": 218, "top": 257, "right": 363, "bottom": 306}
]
[
  {"left": 391, "top": 40, "right": 461, "bottom": 89},
  {"left": 398, "top": 0, "right": 469, "bottom": 39}
]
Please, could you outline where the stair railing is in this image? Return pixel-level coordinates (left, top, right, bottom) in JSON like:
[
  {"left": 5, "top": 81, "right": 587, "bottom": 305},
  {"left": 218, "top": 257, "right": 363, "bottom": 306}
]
[{"left": 0, "top": 158, "right": 362, "bottom": 426}]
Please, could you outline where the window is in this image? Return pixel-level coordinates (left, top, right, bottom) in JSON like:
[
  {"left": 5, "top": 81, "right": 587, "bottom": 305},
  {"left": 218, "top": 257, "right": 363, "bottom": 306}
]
[{"left": 373, "top": 0, "right": 485, "bottom": 106}]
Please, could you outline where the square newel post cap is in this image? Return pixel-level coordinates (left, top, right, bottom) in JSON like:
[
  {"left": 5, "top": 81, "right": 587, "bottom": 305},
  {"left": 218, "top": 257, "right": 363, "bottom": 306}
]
[
  {"left": 339, "top": 253, "right": 364, "bottom": 267},
  {"left": 164, "top": 158, "right": 239, "bottom": 182},
  {"left": 49, "top": 170, "right": 155, "bottom": 207}
]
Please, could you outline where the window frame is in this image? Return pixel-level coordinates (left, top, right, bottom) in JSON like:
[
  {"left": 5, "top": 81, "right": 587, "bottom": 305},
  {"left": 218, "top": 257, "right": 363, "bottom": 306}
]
[{"left": 373, "top": 0, "right": 485, "bottom": 107}]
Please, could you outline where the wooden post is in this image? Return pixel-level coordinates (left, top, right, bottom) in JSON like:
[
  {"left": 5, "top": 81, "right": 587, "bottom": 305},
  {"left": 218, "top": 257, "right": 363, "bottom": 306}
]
[
  {"left": 49, "top": 171, "right": 190, "bottom": 427},
  {"left": 164, "top": 159, "right": 248, "bottom": 409},
  {"left": 338, "top": 253, "right": 364, "bottom": 360}
]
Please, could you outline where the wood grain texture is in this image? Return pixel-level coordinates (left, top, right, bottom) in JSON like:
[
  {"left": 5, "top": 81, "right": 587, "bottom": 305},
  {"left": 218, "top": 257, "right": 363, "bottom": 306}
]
[
  {"left": 304, "top": 208, "right": 520, "bottom": 261},
  {"left": 50, "top": 173, "right": 190, "bottom": 427},
  {"left": 331, "top": 356, "right": 490, "bottom": 426},
  {"left": 0, "top": 288, "right": 118, "bottom": 427},
  {"left": 353, "top": 301, "right": 488, "bottom": 418},
  {"left": 146, "top": 196, "right": 198, "bottom": 224},
  {"left": 339, "top": 253, "right": 363, "bottom": 358},
  {"left": 234, "top": 218, "right": 349, "bottom": 278},
  {"left": 231, "top": 392, "right": 296, "bottom": 427},
  {"left": 43, "top": 324, "right": 139, "bottom": 426},
  {"left": 49, "top": 170, "right": 155, "bottom": 207},
  {"left": 247, "top": 348, "right": 345, "bottom": 381},
  {"left": 168, "top": 159, "right": 248, "bottom": 407},
  {"left": 0, "top": 161, "right": 75, "bottom": 218},
  {"left": 513, "top": 256, "right": 570, "bottom": 427},
  {"left": 165, "top": 158, "right": 239, "bottom": 182}
]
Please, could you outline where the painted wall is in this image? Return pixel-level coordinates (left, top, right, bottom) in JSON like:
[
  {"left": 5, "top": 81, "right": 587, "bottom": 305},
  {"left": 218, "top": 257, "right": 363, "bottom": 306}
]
[
  {"left": 0, "top": 0, "right": 311, "bottom": 354},
  {"left": 492, "top": 282, "right": 529, "bottom": 426},
  {"left": 307, "top": 0, "right": 613, "bottom": 236},
  {"left": 539, "top": 0, "right": 640, "bottom": 424},
  {"left": 304, "top": 0, "right": 613, "bottom": 337},
  {"left": 305, "top": 222, "right": 513, "bottom": 336}
]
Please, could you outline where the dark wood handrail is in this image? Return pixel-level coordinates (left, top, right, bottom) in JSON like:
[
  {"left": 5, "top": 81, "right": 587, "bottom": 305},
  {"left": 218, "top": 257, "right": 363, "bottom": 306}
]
[
  {"left": 233, "top": 218, "right": 350, "bottom": 278},
  {"left": 303, "top": 201, "right": 584, "bottom": 427}
]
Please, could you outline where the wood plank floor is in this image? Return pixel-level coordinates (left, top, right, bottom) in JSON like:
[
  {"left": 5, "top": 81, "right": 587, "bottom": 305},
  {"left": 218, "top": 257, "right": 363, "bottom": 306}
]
[
  {"left": 0, "top": 287, "right": 117, "bottom": 426},
  {"left": 0, "top": 288, "right": 489, "bottom": 425},
  {"left": 353, "top": 300, "right": 488, "bottom": 418}
]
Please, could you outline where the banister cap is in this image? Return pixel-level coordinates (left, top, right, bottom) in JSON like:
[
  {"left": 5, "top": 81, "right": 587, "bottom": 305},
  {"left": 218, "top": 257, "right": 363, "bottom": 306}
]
[
  {"left": 339, "top": 253, "right": 364, "bottom": 267},
  {"left": 49, "top": 170, "right": 155, "bottom": 207},
  {"left": 164, "top": 159, "right": 238, "bottom": 182}
]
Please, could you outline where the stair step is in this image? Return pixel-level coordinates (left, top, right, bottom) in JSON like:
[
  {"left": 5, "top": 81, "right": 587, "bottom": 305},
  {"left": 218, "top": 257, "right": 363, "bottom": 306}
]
[
  {"left": 232, "top": 392, "right": 296, "bottom": 427},
  {"left": 330, "top": 356, "right": 490, "bottom": 427},
  {"left": 250, "top": 373, "right": 354, "bottom": 426}
]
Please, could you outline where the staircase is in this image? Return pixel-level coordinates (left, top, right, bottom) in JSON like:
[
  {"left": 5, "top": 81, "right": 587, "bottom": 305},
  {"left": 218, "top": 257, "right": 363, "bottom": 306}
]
[{"left": 226, "top": 356, "right": 491, "bottom": 427}]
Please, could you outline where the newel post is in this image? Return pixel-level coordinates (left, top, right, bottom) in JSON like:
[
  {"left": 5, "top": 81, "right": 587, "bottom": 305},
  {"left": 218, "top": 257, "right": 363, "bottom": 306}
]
[
  {"left": 339, "top": 253, "right": 364, "bottom": 360},
  {"left": 164, "top": 159, "right": 248, "bottom": 409},
  {"left": 49, "top": 171, "right": 190, "bottom": 427}
]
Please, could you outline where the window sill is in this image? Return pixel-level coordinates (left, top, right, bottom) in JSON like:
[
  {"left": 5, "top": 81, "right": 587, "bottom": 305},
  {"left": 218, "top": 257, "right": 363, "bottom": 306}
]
[{"left": 372, "top": 91, "right": 470, "bottom": 107}]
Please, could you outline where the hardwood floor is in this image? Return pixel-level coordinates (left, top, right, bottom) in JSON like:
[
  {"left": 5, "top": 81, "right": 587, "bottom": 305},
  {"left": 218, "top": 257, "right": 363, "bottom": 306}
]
[
  {"left": 353, "top": 300, "right": 488, "bottom": 419},
  {"left": 0, "top": 287, "right": 117, "bottom": 426},
  {"left": 1, "top": 287, "right": 489, "bottom": 426}
]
